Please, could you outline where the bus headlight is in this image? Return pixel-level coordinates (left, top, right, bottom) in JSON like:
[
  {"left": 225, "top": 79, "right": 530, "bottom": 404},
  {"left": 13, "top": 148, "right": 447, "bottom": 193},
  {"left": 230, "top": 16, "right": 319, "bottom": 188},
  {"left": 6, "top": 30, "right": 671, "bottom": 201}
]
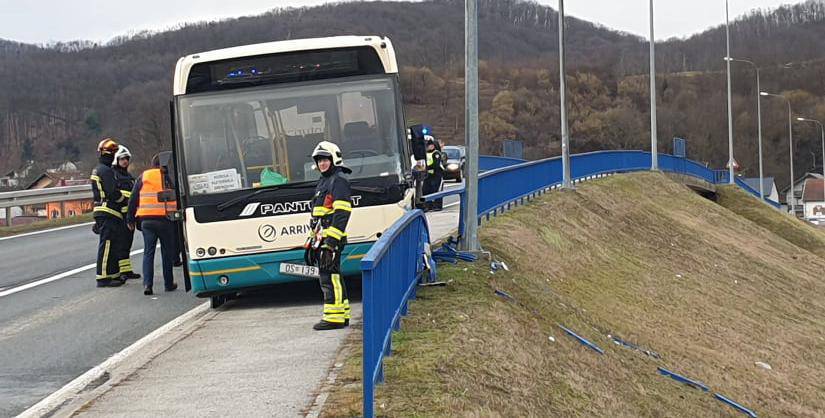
[
  {"left": 196, "top": 248, "right": 206, "bottom": 257},
  {"left": 208, "top": 247, "right": 217, "bottom": 256}
]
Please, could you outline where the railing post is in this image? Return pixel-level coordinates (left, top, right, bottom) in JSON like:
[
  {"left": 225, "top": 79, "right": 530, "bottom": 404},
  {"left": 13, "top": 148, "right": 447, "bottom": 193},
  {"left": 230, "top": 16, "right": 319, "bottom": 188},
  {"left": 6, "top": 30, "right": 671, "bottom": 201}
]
[{"left": 362, "top": 270, "right": 375, "bottom": 418}]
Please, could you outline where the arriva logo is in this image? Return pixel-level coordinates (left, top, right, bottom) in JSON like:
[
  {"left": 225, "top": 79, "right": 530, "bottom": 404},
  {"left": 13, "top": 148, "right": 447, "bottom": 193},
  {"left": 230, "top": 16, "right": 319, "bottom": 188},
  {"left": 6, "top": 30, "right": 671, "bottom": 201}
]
[{"left": 258, "top": 224, "right": 278, "bottom": 242}]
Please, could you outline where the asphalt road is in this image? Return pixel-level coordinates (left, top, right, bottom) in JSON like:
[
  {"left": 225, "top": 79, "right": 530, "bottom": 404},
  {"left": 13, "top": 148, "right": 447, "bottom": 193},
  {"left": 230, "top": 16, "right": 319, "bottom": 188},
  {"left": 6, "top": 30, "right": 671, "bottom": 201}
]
[
  {"left": 0, "top": 182, "right": 463, "bottom": 417},
  {"left": 0, "top": 224, "right": 201, "bottom": 417}
]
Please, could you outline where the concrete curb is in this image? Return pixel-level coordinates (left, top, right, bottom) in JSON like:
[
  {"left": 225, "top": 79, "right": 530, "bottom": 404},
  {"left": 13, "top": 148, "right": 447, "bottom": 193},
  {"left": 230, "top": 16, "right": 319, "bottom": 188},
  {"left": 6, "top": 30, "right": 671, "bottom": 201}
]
[{"left": 18, "top": 302, "right": 211, "bottom": 418}]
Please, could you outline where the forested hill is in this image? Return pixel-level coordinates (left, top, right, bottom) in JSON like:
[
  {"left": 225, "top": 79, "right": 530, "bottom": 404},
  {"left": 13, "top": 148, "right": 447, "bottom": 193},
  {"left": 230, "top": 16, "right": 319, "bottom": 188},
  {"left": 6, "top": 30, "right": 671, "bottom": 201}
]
[{"left": 1, "top": 0, "right": 824, "bottom": 188}]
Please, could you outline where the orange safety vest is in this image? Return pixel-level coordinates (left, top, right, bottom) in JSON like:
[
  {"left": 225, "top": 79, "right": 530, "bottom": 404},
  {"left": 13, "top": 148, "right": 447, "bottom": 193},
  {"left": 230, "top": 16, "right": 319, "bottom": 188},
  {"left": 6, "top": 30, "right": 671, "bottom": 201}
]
[{"left": 136, "top": 168, "right": 178, "bottom": 218}]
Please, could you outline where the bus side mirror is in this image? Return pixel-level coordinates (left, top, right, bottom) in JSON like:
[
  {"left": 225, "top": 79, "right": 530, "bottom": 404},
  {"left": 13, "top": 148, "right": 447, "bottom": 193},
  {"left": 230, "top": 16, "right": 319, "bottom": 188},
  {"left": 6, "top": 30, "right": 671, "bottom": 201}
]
[
  {"left": 408, "top": 124, "right": 431, "bottom": 161},
  {"left": 157, "top": 189, "right": 177, "bottom": 202}
]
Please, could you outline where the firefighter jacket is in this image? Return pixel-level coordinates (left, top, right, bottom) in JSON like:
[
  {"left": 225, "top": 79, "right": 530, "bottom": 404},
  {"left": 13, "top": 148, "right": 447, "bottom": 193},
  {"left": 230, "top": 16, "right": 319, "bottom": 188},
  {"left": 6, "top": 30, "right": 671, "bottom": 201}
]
[
  {"left": 90, "top": 155, "right": 126, "bottom": 219},
  {"left": 113, "top": 166, "right": 135, "bottom": 216},
  {"left": 310, "top": 166, "right": 352, "bottom": 249}
]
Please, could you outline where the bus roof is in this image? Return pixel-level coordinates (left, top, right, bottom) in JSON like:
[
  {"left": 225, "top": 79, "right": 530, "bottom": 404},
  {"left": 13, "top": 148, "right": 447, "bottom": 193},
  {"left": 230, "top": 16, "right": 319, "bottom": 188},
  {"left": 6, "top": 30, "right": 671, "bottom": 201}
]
[{"left": 173, "top": 35, "right": 398, "bottom": 95}]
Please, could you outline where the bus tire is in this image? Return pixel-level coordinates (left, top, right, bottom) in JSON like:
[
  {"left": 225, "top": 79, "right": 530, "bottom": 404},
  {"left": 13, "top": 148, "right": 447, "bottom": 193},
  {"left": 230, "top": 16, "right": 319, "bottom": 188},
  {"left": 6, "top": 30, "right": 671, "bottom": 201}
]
[{"left": 210, "top": 295, "right": 225, "bottom": 309}]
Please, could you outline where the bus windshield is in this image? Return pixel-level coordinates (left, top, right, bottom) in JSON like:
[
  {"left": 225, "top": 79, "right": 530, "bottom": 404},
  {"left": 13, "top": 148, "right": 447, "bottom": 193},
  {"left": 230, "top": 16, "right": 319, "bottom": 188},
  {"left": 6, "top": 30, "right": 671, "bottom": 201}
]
[{"left": 177, "top": 76, "right": 404, "bottom": 196}]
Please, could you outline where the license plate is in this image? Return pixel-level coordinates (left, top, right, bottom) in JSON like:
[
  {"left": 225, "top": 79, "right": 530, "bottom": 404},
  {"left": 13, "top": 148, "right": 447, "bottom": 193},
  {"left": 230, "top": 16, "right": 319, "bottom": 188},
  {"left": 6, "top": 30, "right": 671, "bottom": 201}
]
[{"left": 280, "top": 263, "right": 319, "bottom": 279}]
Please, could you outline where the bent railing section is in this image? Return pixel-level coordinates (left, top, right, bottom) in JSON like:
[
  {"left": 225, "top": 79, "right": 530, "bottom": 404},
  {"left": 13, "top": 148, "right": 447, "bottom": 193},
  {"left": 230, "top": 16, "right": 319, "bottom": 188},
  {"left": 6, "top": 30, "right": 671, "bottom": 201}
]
[{"left": 364, "top": 149, "right": 780, "bottom": 416}]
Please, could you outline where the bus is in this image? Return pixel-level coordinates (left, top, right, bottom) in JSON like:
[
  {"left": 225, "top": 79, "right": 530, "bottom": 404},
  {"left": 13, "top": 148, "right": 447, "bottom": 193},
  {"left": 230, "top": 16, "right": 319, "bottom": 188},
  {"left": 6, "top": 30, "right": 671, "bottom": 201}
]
[{"left": 170, "top": 36, "right": 418, "bottom": 307}]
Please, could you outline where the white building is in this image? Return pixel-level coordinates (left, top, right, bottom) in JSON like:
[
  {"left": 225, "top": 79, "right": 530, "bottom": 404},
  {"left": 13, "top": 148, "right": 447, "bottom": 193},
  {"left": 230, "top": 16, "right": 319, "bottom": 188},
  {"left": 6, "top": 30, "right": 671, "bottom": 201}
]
[
  {"left": 742, "top": 177, "right": 779, "bottom": 203},
  {"left": 781, "top": 172, "right": 823, "bottom": 217},
  {"left": 802, "top": 178, "right": 825, "bottom": 225}
]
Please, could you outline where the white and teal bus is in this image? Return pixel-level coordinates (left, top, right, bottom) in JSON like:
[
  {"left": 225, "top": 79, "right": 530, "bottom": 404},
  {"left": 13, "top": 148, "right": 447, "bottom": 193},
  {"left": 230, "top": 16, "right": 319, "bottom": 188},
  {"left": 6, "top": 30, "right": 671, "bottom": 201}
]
[{"left": 170, "top": 36, "right": 417, "bottom": 306}]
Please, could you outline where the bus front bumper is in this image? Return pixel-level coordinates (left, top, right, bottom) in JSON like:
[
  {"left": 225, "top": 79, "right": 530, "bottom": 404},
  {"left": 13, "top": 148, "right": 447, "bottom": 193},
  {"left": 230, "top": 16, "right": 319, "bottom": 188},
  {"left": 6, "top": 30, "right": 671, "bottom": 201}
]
[{"left": 188, "top": 243, "right": 373, "bottom": 297}]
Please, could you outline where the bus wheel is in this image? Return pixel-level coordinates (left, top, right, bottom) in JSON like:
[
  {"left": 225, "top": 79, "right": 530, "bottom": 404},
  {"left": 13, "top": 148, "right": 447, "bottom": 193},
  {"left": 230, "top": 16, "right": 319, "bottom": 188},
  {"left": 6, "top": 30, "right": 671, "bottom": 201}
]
[{"left": 210, "top": 295, "right": 225, "bottom": 309}]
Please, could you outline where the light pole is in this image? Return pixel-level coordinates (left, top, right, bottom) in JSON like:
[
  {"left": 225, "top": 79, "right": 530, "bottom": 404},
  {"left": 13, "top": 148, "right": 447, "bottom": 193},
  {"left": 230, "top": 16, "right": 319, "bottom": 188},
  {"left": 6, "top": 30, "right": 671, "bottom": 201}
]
[
  {"left": 559, "top": 0, "right": 572, "bottom": 189},
  {"left": 725, "top": 0, "right": 735, "bottom": 184},
  {"left": 725, "top": 57, "right": 764, "bottom": 200},
  {"left": 461, "top": 0, "right": 480, "bottom": 252},
  {"left": 798, "top": 117, "right": 825, "bottom": 214},
  {"left": 649, "top": 0, "right": 658, "bottom": 170},
  {"left": 762, "top": 92, "right": 795, "bottom": 214}
]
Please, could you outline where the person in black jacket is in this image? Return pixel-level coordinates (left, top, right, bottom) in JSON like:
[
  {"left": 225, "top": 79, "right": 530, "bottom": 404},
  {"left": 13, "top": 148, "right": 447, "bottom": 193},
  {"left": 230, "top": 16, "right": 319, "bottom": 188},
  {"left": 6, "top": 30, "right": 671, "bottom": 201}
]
[
  {"left": 90, "top": 138, "right": 127, "bottom": 287},
  {"left": 423, "top": 136, "right": 445, "bottom": 211},
  {"left": 112, "top": 145, "right": 140, "bottom": 280},
  {"left": 305, "top": 141, "right": 352, "bottom": 331}
]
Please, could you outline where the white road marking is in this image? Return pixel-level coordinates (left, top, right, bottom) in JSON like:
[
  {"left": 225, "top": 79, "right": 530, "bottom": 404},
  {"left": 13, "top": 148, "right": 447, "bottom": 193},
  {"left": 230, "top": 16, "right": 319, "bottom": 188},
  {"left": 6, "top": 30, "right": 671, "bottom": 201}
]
[
  {"left": 0, "top": 222, "right": 95, "bottom": 242},
  {"left": 17, "top": 301, "right": 211, "bottom": 418},
  {"left": 0, "top": 248, "right": 145, "bottom": 298}
]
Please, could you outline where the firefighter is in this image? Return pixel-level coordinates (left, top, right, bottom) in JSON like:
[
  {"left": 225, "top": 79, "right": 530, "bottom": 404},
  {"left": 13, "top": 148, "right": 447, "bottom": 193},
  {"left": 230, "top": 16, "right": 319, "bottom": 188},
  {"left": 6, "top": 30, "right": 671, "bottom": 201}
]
[
  {"left": 126, "top": 154, "right": 179, "bottom": 296},
  {"left": 112, "top": 145, "right": 140, "bottom": 280},
  {"left": 305, "top": 141, "right": 352, "bottom": 331},
  {"left": 423, "top": 135, "right": 445, "bottom": 211},
  {"left": 91, "top": 138, "right": 127, "bottom": 287}
]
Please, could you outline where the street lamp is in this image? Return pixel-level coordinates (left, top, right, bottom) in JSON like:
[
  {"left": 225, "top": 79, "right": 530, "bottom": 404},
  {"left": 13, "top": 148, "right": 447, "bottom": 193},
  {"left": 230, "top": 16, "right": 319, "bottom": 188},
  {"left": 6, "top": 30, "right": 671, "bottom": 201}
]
[
  {"left": 649, "top": 0, "right": 658, "bottom": 170},
  {"left": 725, "top": 57, "right": 764, "bottom": 200},
  {"left": 761, "top": 91, "right": 795, "bottom": 214},
  {"left": 559, "top": 0, "right": 572, "bottom": 189},
  {"left": 724, "top": 0, "right": 735, "bottom": 184},
  {"left": 797, "top": 117, "right": 825, "bottom": 214}
]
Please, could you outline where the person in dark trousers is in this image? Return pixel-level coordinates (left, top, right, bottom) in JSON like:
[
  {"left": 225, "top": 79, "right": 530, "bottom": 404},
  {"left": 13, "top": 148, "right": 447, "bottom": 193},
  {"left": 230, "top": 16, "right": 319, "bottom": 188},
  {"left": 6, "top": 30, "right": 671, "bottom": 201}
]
[
  {"left": 91, "top": 138, "right": 127, "bottom": 287},
  {"left": 304, "top": 141, "right": 352, "bottom": 331},
  {"left": 126, "top": 154, "right": 178, "bottom": 296},
  {"left": 112, "top": 145, "right": 140, "bottom": 280},
  {"left": 423, "top": 135, "right": 445, "bottom": 211}
]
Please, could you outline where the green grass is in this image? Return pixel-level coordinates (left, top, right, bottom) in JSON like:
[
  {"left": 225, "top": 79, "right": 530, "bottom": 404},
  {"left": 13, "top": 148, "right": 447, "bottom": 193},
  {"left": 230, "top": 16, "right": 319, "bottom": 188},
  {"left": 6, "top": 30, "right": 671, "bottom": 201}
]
[
  {"left": 322, "top": 172, "right": 825, "bottom": 417},
  {"left": 716, "top": 185, "right": 825, "bottom": 258},
  {"left": 0, "top": 212, "right": 94, "bottom": 237}
]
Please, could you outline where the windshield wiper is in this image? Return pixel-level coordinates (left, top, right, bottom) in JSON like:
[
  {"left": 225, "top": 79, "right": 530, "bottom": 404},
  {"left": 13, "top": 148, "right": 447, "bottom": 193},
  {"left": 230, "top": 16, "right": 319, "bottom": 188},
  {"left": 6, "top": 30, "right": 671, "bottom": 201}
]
[{"left": 217, "top": 182, "right": 315, "bottom": 212}]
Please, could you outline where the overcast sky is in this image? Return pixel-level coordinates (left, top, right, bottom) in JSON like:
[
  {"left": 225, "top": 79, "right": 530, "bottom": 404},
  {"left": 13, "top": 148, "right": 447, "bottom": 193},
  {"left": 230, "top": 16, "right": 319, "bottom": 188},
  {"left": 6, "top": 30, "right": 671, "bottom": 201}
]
[{"left": 0, "top": 0, "right": 801, "bottom": 44}]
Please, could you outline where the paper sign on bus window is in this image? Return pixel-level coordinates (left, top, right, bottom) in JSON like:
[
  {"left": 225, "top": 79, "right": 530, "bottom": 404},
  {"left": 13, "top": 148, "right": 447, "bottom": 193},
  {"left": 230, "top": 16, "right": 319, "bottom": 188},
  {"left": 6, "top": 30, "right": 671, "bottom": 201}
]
[{"left": 188, "top": 169, "right": 241, "bottom": 194}]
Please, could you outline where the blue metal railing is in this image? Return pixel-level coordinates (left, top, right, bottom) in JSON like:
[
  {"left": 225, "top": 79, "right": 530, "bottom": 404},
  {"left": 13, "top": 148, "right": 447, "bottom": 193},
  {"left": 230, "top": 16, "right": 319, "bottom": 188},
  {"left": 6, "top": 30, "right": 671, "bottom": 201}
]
[
  {"left": 361, "top": 149, "right": 780, "bottom": 417},
  {"left": 360, "top": 209, "right": 430, "bottom": 418}
]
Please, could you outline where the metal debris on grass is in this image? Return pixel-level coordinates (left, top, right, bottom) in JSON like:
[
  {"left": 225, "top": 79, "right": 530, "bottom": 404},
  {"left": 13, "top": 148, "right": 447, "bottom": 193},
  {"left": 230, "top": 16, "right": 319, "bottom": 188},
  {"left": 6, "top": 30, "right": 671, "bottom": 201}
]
[
  {"left": 610, "top": 335, "right": 662, "bottom": 359},
  {"left": 494, "top": 289, "right": 514, "bottom": 301},
  {"left": 558, "top": 325, "right": 605, "bottom": 355},
  {"left": 714, "top": 393, "right": 758, "bottom": 417},
  {"left": 657, "top": 367, "right": 710, "bottom": 392}
]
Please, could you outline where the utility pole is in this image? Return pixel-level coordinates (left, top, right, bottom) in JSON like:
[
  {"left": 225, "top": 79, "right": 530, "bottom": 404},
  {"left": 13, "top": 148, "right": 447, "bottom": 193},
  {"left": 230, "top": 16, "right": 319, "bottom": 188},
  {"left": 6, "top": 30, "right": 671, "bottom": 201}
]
[
  {"left": 649, "top": 0, "right": 658, "bottom": 170},
  {"left": 762, "top": 92, "right": 795, "bottom": 214},
  {"left": 559, "top": 0, "right": 572, "bottom": 189},
  {"left": 726, "top": 57, "right": 764, "bottom": 199},
  {"left": 460, "top": 0, "right": 480, "bottom": 251},
  {"left": 798, "top": 117, "right": 824, "bottom": 216},
  {"left": 725, "top": 0, "right": 735, "bottom": 184}
]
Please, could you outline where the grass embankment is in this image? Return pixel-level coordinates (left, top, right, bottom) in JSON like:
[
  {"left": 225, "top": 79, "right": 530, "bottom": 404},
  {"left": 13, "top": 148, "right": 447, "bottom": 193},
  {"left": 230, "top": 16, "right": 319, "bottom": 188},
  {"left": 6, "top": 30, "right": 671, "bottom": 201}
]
[
  {"left": 717, "top": 185, "right": 825, "bottom": 258},
  {"left": 0, "top": 212, "right": 93, "bottom": 237},
  {"left": 322, "top": 172, "right": 825, "bottom": 417}
]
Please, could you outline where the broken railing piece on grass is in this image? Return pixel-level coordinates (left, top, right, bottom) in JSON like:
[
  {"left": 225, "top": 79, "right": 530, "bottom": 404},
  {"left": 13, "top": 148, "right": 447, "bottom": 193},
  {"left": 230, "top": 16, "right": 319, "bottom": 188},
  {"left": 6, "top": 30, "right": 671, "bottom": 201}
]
[
  {"left": 657, "top": 367, "right": 710, "bottom": 392},
  {"left": 494, "top": 289, "right": 515, "bottom": 301},
  {"left": 714, "top": 393, "right": 758, "bottom": 417},
  {"left": 432, "top": 242, "right": 478, "bottom": 264},
  {"left": 558, "top": 325, "right": 605, "bottom": 354},
  {"left": 611, "top": 335, "right": 662, "bottom": 359}
]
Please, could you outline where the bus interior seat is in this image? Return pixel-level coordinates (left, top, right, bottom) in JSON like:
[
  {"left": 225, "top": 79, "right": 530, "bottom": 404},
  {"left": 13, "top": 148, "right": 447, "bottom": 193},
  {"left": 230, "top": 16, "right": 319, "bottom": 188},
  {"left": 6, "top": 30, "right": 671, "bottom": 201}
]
[
  {"left": 343, "top": 121, "right": 381, "bottom": 154},
  {"left": 287, "top": 133, "right": 325, "bottom": 181}
]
